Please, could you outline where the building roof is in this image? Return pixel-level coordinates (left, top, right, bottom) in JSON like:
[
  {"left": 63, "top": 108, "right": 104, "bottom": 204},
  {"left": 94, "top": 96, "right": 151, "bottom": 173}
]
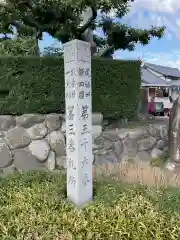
[
  {"left": 144, "top": 62, "right": 180, "bottom": 78},
  {"left": 170, "top": 80, "right": 180, "bottom": 87},
  {"left": 141, "top": 68, "right": 170, "bottom": 87}
]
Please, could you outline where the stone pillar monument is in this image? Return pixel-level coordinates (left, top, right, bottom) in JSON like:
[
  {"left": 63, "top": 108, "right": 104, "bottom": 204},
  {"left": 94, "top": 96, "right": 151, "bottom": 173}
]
[{"left": 63, "top": 39, "right": 93, "bottom": 206}]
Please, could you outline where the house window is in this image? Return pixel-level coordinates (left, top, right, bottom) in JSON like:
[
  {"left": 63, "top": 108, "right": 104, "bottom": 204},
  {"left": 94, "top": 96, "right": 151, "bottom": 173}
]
[{"left": 155, "top": 88, "right": 169, "bottom": 97}]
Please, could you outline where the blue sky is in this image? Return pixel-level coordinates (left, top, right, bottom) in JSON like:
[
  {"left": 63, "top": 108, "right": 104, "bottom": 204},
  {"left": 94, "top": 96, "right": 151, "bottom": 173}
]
[{"left": 39, "top": 0, "right": 180, "bottom": 69}]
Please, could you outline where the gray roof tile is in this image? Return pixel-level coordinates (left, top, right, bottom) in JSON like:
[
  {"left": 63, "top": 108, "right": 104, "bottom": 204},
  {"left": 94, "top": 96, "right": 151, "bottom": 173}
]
[
  {"left": 169, "top": 80, "right": 180, "bottom": 87},
  {"left": 141, "top": 68, "right": 170, "bottom": 86},
  {"left": 145, "top": 62, "right": 180, "bottom": 78}
]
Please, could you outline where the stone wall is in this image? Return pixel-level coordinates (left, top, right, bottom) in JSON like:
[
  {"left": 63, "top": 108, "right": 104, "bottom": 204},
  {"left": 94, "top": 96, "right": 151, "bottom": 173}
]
[
  {"left": 0, "top": 113, "right": 103, "bottom": 175},
  {"left": 94, "top": 124, "right": 168, "bottom": 165},
  {"left": 0, "top": 113, "right": 168, "bottom": 176}
]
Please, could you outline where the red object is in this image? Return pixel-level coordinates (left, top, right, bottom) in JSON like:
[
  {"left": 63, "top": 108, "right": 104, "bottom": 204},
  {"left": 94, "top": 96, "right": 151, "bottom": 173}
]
[
  {"left": 164, "top": 108, "right": 170, "bottom": 116},
  {"left": 148, "top": 101, "right": 155, "bottom": 113}
]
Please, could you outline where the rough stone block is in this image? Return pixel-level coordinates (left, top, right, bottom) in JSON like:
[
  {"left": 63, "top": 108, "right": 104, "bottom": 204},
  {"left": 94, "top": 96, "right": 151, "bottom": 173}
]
[
  {"left": 29, "top": 140, "right": 50, "bottom": 161},
  {"left": 46, "top": 150, "right": 56, "bottom": 171},
  {"left": 5, "top": 126, "right": 31, "bottom": 150},
  {"left": 0, "top": 115, "right": 16, "bottom": 131},
  {"left": 138, "top": 137, "right": 157, "bottom": 151},
  {"left": 0, "top": 137, "right": 13, "bottom": 167},
  {"left": 47, "top": 130, "right": 66, "bottom": 156},
  {"left": 45, "top": 114, "right": 62, "bottom": 132},
  {"left": 92, "top": 113, "right": 103, "bottom": 125},
  {"left": 16, "top": 114, "right": 45, "bottom": 128},
  {"left": 13, "top": 148, "right": 44, "bottom": 171},
  {"left": 27, "top": 123, "right": 48, "bottom": 140}
]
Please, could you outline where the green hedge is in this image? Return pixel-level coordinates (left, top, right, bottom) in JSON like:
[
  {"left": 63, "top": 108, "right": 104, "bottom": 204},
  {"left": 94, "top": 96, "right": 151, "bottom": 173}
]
[{"left": 0, "top": 56, "right": 141, "bottom": 119}]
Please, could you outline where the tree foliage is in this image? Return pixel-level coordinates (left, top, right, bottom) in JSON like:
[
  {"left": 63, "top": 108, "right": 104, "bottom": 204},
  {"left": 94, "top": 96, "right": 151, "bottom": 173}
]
[
  {"left": 0, "top": 36, "right": 38, "bottom": 56},
  {"left": 0, "top": 0, "right": 38, "bottom": 56},
  {"left": 0, "top": 0, "right": 165, "bottom": 57}
]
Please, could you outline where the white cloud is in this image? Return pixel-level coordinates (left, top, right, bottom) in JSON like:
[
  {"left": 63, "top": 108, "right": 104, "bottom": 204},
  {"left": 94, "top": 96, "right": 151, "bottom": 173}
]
[
  {"left": 114, "top": 49, "right": 180, "bottom": 70},
  {"left": 124, "top": 0, "right": 180, "bottom": 40},
  {"left": 176, "top": 19, "right": 180, "bottom": 27},
  {"left": 98, "top": 1, "right": 180, "bottom": 70},
  {"left": 144, "top": 51, "right": 180, "bottom": 69},
  {"left": 131, "top": 0, "right": 180, "bottom": 13}
]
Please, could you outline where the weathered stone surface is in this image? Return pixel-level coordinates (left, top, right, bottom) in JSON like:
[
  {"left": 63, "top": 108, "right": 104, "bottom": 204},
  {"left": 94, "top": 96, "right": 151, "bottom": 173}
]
[
  {"left": 163, "top": 146, "right": 169, "bottom": 152},
  {"left": 92, "top": 113, "right": 103, "bottom": 125},
  {"left": 114, "top": 140, "right": 123, "bottom": 156},
  {"left": 93, "top": 137, "right": 104, "bottom": 151},
  {"left": 104, "top": 120, "right": 122, "bottom": 130},
  {"left": 1, "top": 165, "right": 17, "bottom": 176},
  {"left": 138, "top": 137, "right": 156, "bottom": 151},
  {"left": 102, "top": 130, "right": 120, "bottom": 142},
  {"left": 0, "top": 132, "right": 5, "bottom": 137},
  {"left": 59, "top": 114, "right": 66, "bottom": 121},
  {"left": 94, "top": 151, "right": 119, "bottom": 165},
  {"left": 117, "top": 129, "right": 129, "bottom": 140},
  {"left": 159, "top": 125, "right": 168, "bottom": 141},
  {"left": 56, "top": 156, "right": 67, "bottom": 169},
  {"left": 0, "top": 138, "right": 13, "bottom": 168},
  {"left": 151, "top": 148, "right": 163, "bottom": 159},
  {"left": 94, "top": 136, "right": 113, "bottom": 151},
  {"left": 5, "top": 127, "right": 31, "bottom": 149},
  {"left": 13, "top": 148, "right": 43, "bottom": 171},
  {"left": 146, "top": 125, "right": 160, "bottom": 138},
  {"left": 47, "top": 131, "right": 65, "bottom": 156},
  {"left": 166, "top": 162, "right": 175, "bottom": 171},
  {"left": 16, "top": 114, "right": 45, "bottom": 128},
  {"left": 93, "top": 143, "right": 104, "bottom": 151},
  {"left": 92, "top": 125, "right": 102, "bottom": 139},
  {"left": 128, "top": 128, "right": 148, "bottom": 139},
  {"left": 122, "top": 138, "right": 138, "bottom": 159},
  {"left": 29, "top": 140, "right": 50, "bottom": 161},
  {"left": 93, "top": 139, "right": 114, "bottom": 155},
  {"left": 135, "top": 151, "right": 151, "bottom": 162},
  {"left": 60, "top": 121, "right": 66, "bottom": 133},
  {"left": 103, "top": 140, "right": 113, "bottom": 151},
  {"left": 121, "top": 154, "right": 132, "bottom": 162},
  {"left": 46, "top": 151, "right": 56, "bottom": 171},
  {"left": 26, "top": 123, "right": 47, "bottom": 140},
  {"left": 0, "top": 115, "right": 15, "bottom": 131},
  {"left": 0, "top": 115, "right": 170, "bottom": 172},
  {"left": 156, "top": 140, "right": 165, "bottom": 150},
  {"left": 93, "top": 134, "right": 123, "bottom": 164},
  {"left": 45, "top": 114, "right": 61, "bottom": 132},
  {"left": 102, "top": 120, "right": 108, "bottom": 128}
]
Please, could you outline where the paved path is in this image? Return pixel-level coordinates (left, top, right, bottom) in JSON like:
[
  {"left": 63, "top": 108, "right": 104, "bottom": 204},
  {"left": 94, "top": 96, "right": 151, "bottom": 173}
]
[
  {"left": 105, "top": 117, "right": 169, "bottom": 130},
  {"left": 127, "top": 117, "right": 169, "bottom": 128},
  {"left": 145, "top": 117, "right": 169, "bottom": 125}
]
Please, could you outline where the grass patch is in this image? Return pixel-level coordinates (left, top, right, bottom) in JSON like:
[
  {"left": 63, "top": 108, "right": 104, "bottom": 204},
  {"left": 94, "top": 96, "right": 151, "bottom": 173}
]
[{"left": 0, "top": 170, "right": 180, "bottom": 239}]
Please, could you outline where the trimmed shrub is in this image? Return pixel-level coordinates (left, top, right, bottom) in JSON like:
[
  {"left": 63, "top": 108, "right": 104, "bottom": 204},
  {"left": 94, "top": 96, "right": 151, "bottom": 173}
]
[{"left": 0, "top": 56, "right": 141, "bottom": 119}]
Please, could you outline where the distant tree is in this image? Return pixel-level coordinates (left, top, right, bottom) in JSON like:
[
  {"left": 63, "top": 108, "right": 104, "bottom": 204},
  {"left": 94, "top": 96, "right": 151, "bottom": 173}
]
[
  {"left": 43, "top": 45, "right": 63, "bottom": 57},
  {"left": 0, "top": 0, "right": 165, "bottom": 57}
]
